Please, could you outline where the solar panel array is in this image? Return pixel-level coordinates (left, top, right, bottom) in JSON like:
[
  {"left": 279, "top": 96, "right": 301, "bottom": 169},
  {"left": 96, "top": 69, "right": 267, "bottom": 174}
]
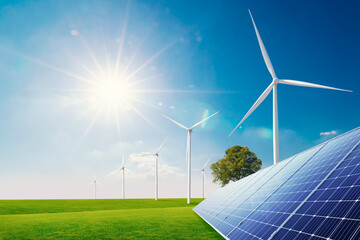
[{"left": 194, "top": 127, "right": 360, "bottom": 240}]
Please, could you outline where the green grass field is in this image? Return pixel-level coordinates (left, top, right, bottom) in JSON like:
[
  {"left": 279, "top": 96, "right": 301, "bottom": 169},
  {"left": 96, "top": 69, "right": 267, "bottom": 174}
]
[{"left": 0, "top": 198, "right": 222, "bottom": 239}]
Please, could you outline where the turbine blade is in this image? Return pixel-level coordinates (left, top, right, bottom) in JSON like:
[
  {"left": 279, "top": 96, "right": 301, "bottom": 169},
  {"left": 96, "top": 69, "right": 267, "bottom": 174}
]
[
  {"left": 190, "top": 111, "right": 219, "bottom": 129},
  {"left": 155, "top": 136, "right": 168, "bottom": 154},
  {"left": 249, "top": 10, "right": 277, "bottom": 79},
  {"left": 138, "top": 152, "right": 155, "bottom": 156},
  {"left": 203, "top": 155, "right": 212, "bottom": 169},
  {"left": 278, "top": 79, "right": 353, "bottom": 92},
  {"left": 162, "top": 114, "right": 188, "bottom": 130},
  {"left": 97, "top": 181, "right": 103, "bottom": 186},
  {"left": 105, "top": 168, "right": 121, "bottom": 177},
  {"left": 229, "top": 83, "right": 273, "bottom": 136},
  {"left": 86, "top": 182, "right": 93, "bottom": 187},
  {"left": 125, "top": 168, "right": 134, "bottom": 174}
]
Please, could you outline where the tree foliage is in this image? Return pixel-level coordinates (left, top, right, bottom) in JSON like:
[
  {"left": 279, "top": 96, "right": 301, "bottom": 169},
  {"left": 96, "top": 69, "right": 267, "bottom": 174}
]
[{"left": 210, "top": 145, "right": 262, "bottom": 187}]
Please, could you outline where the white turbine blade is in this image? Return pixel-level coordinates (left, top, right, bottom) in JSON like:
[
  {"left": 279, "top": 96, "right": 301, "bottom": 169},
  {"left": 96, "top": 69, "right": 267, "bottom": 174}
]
[
  {"left": 203, "top": 155, "right": 212, "bottom": 169},
  {"left": 97, "top": 181, "right": 103, "bottom": 186},
  {"left": 138, "top": 152, "right": 155, "bottom": 156},
  {"left": 162, "top": 114, "right": 188, "bottom": 130},
  {"left": 86, "top": 182, "right": 93, "bottom": 187},
  {"left": 229, "top": 83, "right": 273, "bottom": 136},
  {"left": 249, "top": 10, "right": 277, "bottom": 79},
  {"left": 125, "top": 168, "right": 134, "bottom": 174},
  {"left": 278, "top": 79, "right": 353, "bottom": 92},
  {"left": 190, "top": 111, "right": 219, "bottom": 129},
  {"left": 105, "top": 168, "right": 121, "bottom": 177},
  {"left": 155, "top": 136, "right": 168, "bottom": 154}
]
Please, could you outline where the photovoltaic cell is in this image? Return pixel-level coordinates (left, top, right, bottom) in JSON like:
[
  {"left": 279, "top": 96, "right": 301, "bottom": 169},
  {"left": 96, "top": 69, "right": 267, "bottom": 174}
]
[{"left": 193, "top": 127, "right": 360, "bottom": 240}]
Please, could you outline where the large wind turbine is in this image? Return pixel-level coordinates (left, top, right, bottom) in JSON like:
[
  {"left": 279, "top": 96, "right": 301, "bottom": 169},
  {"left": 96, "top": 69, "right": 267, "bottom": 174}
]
[
  {"left": 107, "top": 153, "right": 133, "bottom": 199},
  {"left": 138, "top": 137, "right": 168, "bottom": 200},
  {"left": 162, "top": 111, "right": 218, "bottom": 204},
  {"left": 193, "top": 155, "right": 212, "bottom": 198},
  {"left": 87, "top": 175, "right": 102, "bottom": 199},
  {"left": 229, "top": 10, "right": 352, "bottom": 165}
]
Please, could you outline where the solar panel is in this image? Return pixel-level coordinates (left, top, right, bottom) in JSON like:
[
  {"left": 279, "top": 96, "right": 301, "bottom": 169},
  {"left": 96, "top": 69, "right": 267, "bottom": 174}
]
[{"left": 194, "top": 127, "right": 360, "bottom": 240}]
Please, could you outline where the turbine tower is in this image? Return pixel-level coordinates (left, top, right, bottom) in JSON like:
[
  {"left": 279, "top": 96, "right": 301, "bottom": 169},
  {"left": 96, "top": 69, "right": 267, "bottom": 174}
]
[
  {"left": 87, "top": 175, "right": 102, "bottom": 199},
  {"left": 229, "top": 10, "right": 352, "bottom": 165},
  {"left": 162, "top": 111, "right": 218, "bottom": 204},
  {"left": 107, "top": 153, "right": 133, "bottom": 199},
  {"left": 138, "top": 137, "right": 168, "bottom": 200},
  {"left": 193, "top": 155, "right": 212, "bottom": 198}
]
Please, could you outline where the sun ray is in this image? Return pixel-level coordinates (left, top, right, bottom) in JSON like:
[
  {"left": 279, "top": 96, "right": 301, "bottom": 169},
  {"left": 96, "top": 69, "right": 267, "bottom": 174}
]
[
  {"left": 0, "top": 46, "right": 98, "bottom": 86},
  {"left": 83, "top": 105, "right": 104, "bottom": 138},
  {"left": 78, "top": 34, "right": 106, "bottom": 77},
  {"left": 118, "top": 36, "right": 146, "bottom": 80},
  {"left": 114, "top": 106, "right": 122, "bottom": 139},
  {"left": 128, "top": 102, "right": 161, "bottom": 132},
  {"left": 114, "top": 0, "right": 131, "bottom": 77},
  {"left": 68, "top": 55, "right": 103, "bottom": 83},
  {"left": 123, "top": 39, "right": 177, "bottom": 82}
]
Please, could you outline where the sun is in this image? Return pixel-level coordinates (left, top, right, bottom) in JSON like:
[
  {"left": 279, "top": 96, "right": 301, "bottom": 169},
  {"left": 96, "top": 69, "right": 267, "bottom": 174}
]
[{"left": 91, "top": 79, "right": 134, "bottom": 110}]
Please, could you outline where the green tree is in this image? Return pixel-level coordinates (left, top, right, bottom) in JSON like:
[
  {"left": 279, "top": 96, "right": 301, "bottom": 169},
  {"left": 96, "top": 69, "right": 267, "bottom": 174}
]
[{"left": 210, "top": 145, "right": 262, "bottom": 187}]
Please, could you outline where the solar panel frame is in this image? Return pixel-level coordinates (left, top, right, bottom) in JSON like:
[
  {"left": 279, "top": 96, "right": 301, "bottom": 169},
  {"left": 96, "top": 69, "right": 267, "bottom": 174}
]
[{"left": 193, "top": 127, "right": 360, "bottom": 240}]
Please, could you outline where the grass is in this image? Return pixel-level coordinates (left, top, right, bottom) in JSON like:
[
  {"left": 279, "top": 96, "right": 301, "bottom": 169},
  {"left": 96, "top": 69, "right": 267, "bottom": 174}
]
[{"left": 0, "top": 198, "right": 222, "bottom": 239}]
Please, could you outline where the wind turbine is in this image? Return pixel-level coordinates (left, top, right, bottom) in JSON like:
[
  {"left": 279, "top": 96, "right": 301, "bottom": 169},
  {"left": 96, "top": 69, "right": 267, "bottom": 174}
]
[
  {"left": 229, "top": 10, "right": 352, "bottom": 165},
  {"left": 87, "top": 175, "right": 102, "bottom": 199},
  {"left": 162, "top": 111, "right": 218, "bottom": 204},
  {"left": 107, "top": 153, "right": 133, "bottom": 199},
  {"left": 138, "top": 137, "right": 168, "bottom": 200},
  {"left": 193, "top": 155, "right": 212, "bottom": 198}
]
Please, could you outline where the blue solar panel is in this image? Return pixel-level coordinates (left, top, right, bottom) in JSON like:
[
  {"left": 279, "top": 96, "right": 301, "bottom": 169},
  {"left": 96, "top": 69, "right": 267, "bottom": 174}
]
[{"left": 193, "top": 127, "right": 360, "bottom": 240}]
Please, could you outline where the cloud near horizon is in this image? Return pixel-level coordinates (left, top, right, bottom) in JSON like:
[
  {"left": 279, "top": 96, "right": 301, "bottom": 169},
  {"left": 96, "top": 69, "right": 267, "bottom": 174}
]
[{"left": 320, "top": 130, "right": 337, "bottom": 136}]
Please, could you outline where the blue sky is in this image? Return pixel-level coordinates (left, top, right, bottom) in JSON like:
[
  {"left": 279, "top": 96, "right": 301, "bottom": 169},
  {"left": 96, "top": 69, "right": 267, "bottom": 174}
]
[{"left": 0, "top": 0, "right": 359, "bottom": 199}]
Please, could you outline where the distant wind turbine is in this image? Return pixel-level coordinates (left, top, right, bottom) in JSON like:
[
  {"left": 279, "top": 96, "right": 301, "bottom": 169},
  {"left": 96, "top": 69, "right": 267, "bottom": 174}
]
[
  {"left": 193, "top": 155, "right": 212, "bottom": 198},
  {"left": 138, "top": 137, "right": 168, "bottom": 200},
  {"left": 162, "top": 111, "right": 218, "bottom": 204},
  {"left": 229, "top": 10, "right": 352, "bottom": 165},
  {"left": 87, "top": 175, "right": 102, "bottom": 199},
  {"left": 107, "top": 153, "right": 133, "bottom": 199}
]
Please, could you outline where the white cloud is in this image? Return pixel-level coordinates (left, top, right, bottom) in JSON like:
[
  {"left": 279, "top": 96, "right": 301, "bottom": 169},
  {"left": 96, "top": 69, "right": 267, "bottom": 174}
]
[
  {"left": 129, "top": 153, "right": 184, "bottom": 179},
  {"left": 320, "top": 130, "right": 337, "bottom": 136}
]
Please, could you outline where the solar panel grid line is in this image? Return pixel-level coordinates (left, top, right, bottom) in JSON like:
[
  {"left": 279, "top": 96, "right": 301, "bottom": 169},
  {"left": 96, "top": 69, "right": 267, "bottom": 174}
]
[
  {"left": 195, "top": 165, "right": 278, "bottom": 228},
  {"left": 269, "top": 138, "right": 360, "bottom": 240},
  {"left": 217, "top": 144, "right": 326, "bottom": 237},
  {"left": 307, "top": 172, "right": 360, "bottom": 237},
  {"left": 193, "top": 176, "right": 260, "bottom": 226},
  {"left": 262, "top": 129, "right": 360, "bottom": 240},
  {"left": 226, "top": 141, "right": 328, "bottom": 238},
  {"left": 195, "top": 210, "right": 231, "bottom": 240},
  {"left": 210, "top": 165, "right": 277, "bottom": 219},
  {"left": 196, "top": 169, "right": 266, "bottom": 220},
  {"left": 224, "top": 211, "right": 330, "bottom": 240},
  {"left": 350, "top": 224, "right": 360, "bottom": 240},
  {"left": 325, "top": 153, "right": 360, "bottom": 240},
  {"left": 215, "top": 156, "right": 298, "bottom": 230},
  {"left": 194, "top": 127, "right": 360, "bottom": 240},
  {"left": 195, "top": 137, "right": 334, "bottom": 217},
  {"left": 209, "top": 169, "right": 268, "bottom": 212}
]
